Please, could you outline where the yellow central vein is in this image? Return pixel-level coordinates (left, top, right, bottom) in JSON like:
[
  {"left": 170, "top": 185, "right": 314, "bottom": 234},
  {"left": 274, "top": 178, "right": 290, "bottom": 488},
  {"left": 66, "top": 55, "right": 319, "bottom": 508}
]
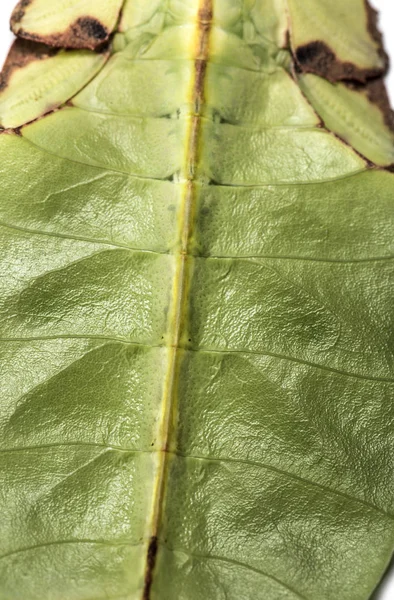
[{"left": 142, "top": 2, "right": 213, "bottom": 598}]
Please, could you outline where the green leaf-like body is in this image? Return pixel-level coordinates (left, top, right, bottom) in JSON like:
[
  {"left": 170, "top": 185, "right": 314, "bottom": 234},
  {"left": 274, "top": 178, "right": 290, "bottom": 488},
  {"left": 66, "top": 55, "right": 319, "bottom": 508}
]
[{"left": 0, "top": 1, "right": 393, "bottom": 599}]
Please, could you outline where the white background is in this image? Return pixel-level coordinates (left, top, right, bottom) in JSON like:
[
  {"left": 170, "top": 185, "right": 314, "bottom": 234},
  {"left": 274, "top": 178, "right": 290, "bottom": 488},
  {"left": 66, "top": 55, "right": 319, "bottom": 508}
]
[{"left": 0, "top": 1, "right": 393, "bottom": 598}]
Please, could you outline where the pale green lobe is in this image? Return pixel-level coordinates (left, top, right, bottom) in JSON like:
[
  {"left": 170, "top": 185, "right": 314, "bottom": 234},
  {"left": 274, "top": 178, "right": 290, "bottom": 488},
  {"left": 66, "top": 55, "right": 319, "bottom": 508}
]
[
  {"left": 0, "top": 1, "right": 393, "bottom": 600},
  {"left": 299, "top": 73, "right": 394, "bottom": 166},
  {"left": 0, "top": 48, "right": 108, "bottom": 129},
  {"left": 119, "top": 0, "right": 288, "bottom": 47},
  {"left": 287, "top": 0, "right": 385, "bottom": 75},
  {"left": 11, "top": 0, "right": 124, "bottom": 48}
]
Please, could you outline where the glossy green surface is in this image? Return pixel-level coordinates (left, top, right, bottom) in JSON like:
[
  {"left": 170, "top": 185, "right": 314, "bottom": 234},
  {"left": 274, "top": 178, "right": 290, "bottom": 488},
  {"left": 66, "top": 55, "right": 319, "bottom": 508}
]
[{"left": 0, "top": 1, "right": 393, "bottom": 599}]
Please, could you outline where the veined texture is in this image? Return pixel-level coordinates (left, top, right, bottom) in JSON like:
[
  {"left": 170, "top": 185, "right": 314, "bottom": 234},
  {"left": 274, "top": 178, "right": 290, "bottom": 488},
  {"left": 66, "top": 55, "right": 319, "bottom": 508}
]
[{"left": 0, "top": 1, "right": 393, "bottom": 599}]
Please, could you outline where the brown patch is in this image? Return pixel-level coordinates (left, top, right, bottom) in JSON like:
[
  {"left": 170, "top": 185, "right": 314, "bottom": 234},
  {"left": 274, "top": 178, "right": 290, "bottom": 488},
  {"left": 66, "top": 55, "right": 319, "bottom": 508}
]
[
  {"left": 10, "top": 0, "right": 33, "bottom": 24},
  {"left": 143, "top": 536, "right": 158, "bottom": 600},
  {"left": 0, "top": 38, "right": 58, "bottom": 92},
  {"left": 294, "top": 1, "right": 389, "bottom": 83},
  {"left": 0, "top": 127, "right": 21, "bottom": 135},
  {"left": 384, "top": 164, "right": 394, "bottom": 173},
  {"left": 293, "top": 0, "right": 394, "bottom": 159},
  {"left": 12, "top": 15, "right": 110, "bottom": 50},
  {"left": 198, "top": 3, "right": 213, "bottom": 23},
  {"left": 295, "top": 40, "right": 385, "bottom": 83}
]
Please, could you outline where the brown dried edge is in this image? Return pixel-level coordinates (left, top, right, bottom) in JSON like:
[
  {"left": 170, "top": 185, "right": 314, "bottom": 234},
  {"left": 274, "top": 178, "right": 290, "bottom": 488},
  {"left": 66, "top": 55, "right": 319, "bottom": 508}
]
[
  {"left": 291, "top": 0, "right": 394, "bottom": 148},
  {"left": 11, "top": 0, "right": 111, "bottom": 50},
  {"left": 293, "top": 0, "right": 389, "bottom": 83},
  {"left": 9, "top": 0, "right": 31, "bottom": 24},
  {"left": 360, "top": 1, "right": 394, "bottom": 132},
  {"left": 0, "top": 38, "right": 58, "bottom": 92}
]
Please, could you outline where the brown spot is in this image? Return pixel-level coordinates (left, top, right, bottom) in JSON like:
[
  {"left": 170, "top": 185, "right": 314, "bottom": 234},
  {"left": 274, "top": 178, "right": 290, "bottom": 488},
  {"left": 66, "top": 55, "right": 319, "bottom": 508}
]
[
  {"left": 295, "top": 40, "right": 385, "bottom": 83},
  {"left": 336, "top": 3, "right": 394, "bottom": 134},
  {"left": 143, "top": 536, "right": 158, "bottom": 600},
  {"left": 10, "top": 0, "right": 33, "bottom": 24},
  {"left": 12, "top": 15, "right": 110, "bottom": 50},
  {"left": 0, "top": 38, "right": 58, "bottom": 92},
  {"left": 198, "top": 3, "right": 213, "bottom": 23},
  {"left": 0, "top": 126, "right": 22, "bottom": 136},
  {"left": 293, "top": 0, "right": 394, "bottom": 153},
  {"left": 384, "top": 164, "right": 394, "bottom": 173},
  {"left": 195, "top": 60, "right": 207, "bottom": 105},
  {"left": 294, "top": 1, "right": 389, "bottom": 83}
]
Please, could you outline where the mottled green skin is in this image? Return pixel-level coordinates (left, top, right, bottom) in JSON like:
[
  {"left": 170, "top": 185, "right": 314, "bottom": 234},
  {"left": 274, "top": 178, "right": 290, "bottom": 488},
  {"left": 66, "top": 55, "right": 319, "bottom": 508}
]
[{"left": 0, "top": 1, "right": 393, "bottom": 599}]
